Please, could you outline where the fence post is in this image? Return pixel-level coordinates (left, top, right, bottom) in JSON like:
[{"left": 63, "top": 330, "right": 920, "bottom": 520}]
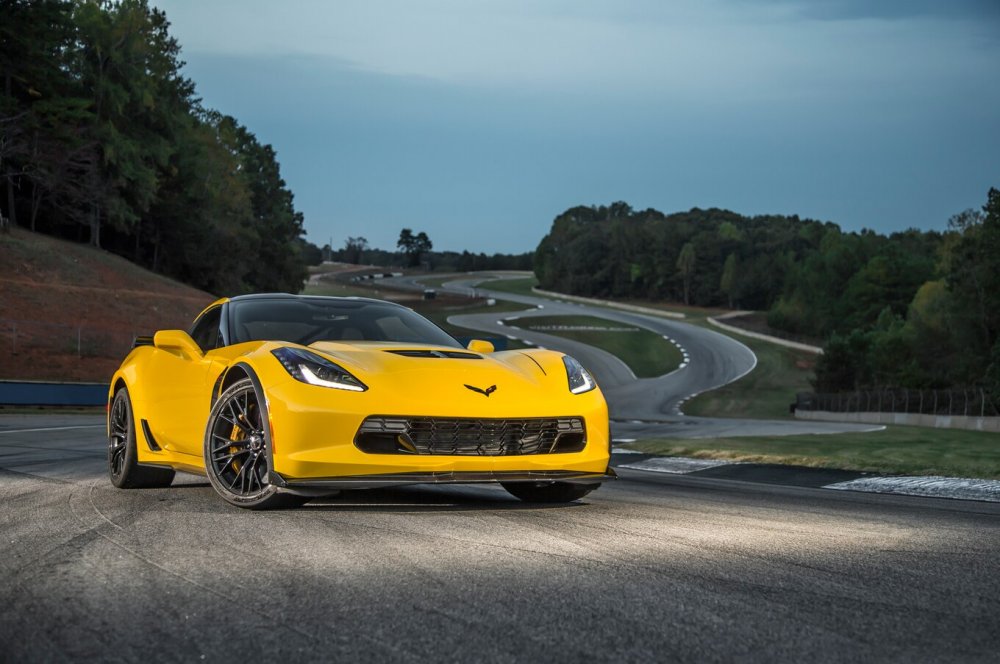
[
  {"left": 933, "top": 390, "right": 938, "bottom": 414},
  {"left": 949, "top": 391, "right": 953, "bottom": 415},
  {"left": 919, "top": 390, "right": 924, "bottom": 414},
  {"left": 982, "top": 388, "right": 986, "bottom": 418},
  {"left": 964, "top": 390, "right": 969, "bottom": 416}
]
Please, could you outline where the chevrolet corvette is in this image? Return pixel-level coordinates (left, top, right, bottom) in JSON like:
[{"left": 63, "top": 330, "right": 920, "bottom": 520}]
[{"left": 107, "top": 294, "right": 613, "bottom": 508}]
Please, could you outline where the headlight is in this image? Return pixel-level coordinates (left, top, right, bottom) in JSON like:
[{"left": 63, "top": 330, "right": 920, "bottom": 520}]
[
  {"left": 562, "top": 355, "right": 596, "bottom": 394},
  {"left": 272, "top": 347, "right": 368, "bottom": 392}
]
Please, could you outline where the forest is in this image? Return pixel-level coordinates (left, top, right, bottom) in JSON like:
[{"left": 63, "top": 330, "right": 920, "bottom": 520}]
[
  {"left": 331, "top": 234, "right": 533, "bottom": 273},
  {"left": 534, "top": 191, "right": 1000, "bottom": 396},
  {"left": 1, "top": 0, "right": 315, "bottom": 295}
]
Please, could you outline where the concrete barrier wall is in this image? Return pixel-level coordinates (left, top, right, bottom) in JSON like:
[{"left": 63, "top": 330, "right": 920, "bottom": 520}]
[
  {"left": 795, "top": 409, "right": 1000, "bottom": 433},
  {"left": 0, "top": 380, "right": 108, "bottom": 406},
  {"left": 707, "top": 317, "right": 823, "bottom": 354}
]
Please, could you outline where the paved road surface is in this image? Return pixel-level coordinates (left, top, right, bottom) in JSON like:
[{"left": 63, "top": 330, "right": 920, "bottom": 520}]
[{"left": 2, "top": 415, "right": 998, "bottom": 662}]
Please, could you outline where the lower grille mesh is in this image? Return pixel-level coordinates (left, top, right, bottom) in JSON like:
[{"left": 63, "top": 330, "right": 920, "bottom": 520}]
[{"left": 356, "top": 416, "right": 586, "bottom": 456}]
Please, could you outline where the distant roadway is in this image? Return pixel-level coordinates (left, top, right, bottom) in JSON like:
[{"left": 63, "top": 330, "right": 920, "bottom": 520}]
[{"left": 395, "top": 272, "right": 875, "bottom": 439}]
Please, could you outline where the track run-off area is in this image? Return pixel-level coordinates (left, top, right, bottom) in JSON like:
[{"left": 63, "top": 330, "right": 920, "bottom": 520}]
[{"left": 2, "top": 275, "right": 999, "bottom": 661}]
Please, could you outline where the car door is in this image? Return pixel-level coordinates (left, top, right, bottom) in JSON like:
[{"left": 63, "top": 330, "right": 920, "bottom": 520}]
[{"left": 144, "top": 306, "right": 224, "bottom": 460}]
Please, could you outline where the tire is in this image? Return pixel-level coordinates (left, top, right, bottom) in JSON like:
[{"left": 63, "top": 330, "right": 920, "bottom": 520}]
[
  {"left": 108, "top": 387, "right": 175, "bottom": 489},
  {"left": 501, "top": 481, "right": 598, "bottom": 503},
  {"left": 203, "top": 378, "right": 306, "bottom": 510}
]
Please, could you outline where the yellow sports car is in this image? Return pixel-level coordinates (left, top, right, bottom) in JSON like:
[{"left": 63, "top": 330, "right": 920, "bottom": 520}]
[{"left": 108, "top": 294, "right": 613, "bottom": 509}]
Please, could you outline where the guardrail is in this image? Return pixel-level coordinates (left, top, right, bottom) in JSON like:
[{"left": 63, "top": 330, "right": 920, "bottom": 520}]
[
  {"left": 793, "top": 389, "right": 1000, "bottom": 432},
  {"left": 0, "top": 380, "right": 108, "bottom": 406},
  {"left": 796, "top": 389, "right": 998, "bottom": 417}
]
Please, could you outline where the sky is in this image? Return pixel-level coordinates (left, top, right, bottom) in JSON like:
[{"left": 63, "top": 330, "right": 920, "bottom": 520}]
[{"left": 151, "top": 0, "right": 1000, "bottom": 254}]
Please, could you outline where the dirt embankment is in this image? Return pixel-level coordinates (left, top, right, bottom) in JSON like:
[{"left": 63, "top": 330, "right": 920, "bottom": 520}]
[{"left": 0, "top": 229, "right": 215, "bottom": 381}]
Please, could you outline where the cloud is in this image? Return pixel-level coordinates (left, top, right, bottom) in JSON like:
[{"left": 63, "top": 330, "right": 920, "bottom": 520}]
[
  {"left": 152, "top": 1, "right": 1000, "bottom": 252},
  {"left": 743, "top": 0, "right": 1000, "bottom": 22}
]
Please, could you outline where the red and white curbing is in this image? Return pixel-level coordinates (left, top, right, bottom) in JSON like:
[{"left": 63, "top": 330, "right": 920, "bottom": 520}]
[
  {"left": 615, "top": 455, "right": 736, "bottom": 473},
  {"left": 826, "top": 475, "right": 1000, "bottom": 503}
]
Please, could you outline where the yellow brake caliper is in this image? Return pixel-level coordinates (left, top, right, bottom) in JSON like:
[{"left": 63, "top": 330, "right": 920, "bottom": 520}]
[{"left": 229, "top": 422, "right": 246, "bottom": 473}]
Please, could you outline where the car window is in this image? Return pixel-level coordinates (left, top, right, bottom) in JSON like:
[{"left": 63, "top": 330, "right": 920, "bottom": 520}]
[
  {"left": 230, "top": 298, "right": 461, "bottom": 347},
  {"left": 189, "top": 306, "right": 222, "bottom": 351}
]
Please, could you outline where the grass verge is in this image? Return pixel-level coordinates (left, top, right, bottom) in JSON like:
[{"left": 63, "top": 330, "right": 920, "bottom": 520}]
[
  {"left": 303, "top": 280, "right": 396, "bottom": 298},
  {"left": 682, "top": 329, "right": 816, "bottom": 419},
  {"left": 480, "top": 276, "right": 539, "bottom": 297},
  {"left": 421, "top": 300, "right": 534, "bottom": 349},
  {"left": 506, "top": 314, "right": 681, "bottom": 378},
  {"left": 623, "top": 425, "right": 1000, "bottom": 479}
]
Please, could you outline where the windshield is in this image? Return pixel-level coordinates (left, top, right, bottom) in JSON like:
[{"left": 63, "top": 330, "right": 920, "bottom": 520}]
[{"left": 229, "top": 298, "right": 462, "bottom": 348}]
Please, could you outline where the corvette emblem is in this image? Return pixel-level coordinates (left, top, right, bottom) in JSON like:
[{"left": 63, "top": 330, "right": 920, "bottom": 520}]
[{"left": 464, "top": 384, "right": 497, "bottom": 397}]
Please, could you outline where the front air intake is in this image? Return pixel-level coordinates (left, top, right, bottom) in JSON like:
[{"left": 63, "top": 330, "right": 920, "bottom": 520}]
[{"left": 355, "top": 416, "right": 586, "bottom": 456}]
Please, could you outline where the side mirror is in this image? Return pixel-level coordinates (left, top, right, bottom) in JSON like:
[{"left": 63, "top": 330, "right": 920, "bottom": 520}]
[
  {"left": 466, "top": 339, "right": 495, "bottom": 354},
  {"left": 154, "top": 329, "right": 203, "bottom": 359}
]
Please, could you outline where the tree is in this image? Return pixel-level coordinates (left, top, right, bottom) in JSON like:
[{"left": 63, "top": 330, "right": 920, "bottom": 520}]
[
  {"left": 812, "top": 330, "right": 871, "bottom": 392},
  {"left": 72, "top": 0, "right": 192, "bottom": 246},
  {"left": 414, "top": 231, "right": 432, "bottom": 266},
  {"left": 720, "top": 252, "right": 740, "bottom": 308},
  {"left": 343, "top": 236, "right": 368, "bottom": 264},
  {"left": 397, "top": 228, "right": 432, "bottom": 267},
  {"left": 226, "top": 118, "right": 307, "bottom": 293},
  {"left": 0, "top": 0, "right": 84, "bottom": 231},
  {"left": 676, "top": 242, "right": 696, "bottom": 306},
  {"left": 946, "top": 191, "right": 1000, "bottom": 358}
]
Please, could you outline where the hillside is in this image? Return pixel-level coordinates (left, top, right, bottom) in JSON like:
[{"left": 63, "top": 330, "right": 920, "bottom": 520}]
[{"left": 0, "top": 229, "right": 215, "bottom": 382}]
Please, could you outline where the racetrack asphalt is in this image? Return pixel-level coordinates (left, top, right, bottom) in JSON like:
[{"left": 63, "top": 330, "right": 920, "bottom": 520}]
[{"left": 3, "top": 415, "right": 1000, "bottom": 662}]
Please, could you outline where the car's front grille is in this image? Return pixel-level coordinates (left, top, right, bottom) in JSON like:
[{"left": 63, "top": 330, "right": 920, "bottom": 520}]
[{"left": 355, "top": 416, "right": 586, "bottom": 456}]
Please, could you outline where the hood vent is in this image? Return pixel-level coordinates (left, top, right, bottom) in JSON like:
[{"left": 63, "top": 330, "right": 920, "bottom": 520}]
[{"left": 385, "top": 350, "right": 483, "bottom": 360}]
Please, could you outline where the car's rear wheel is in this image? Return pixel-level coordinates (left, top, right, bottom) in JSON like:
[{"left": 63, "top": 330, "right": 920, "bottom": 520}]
[
  {"left": 108, "top": 387, "right": 175, "bottom": 489},
  {"left": 204, "top": 378, "right": 306, "bottom": 510},
  {"left": 501, "top": 481, "right": 598, "bottom": 503}
]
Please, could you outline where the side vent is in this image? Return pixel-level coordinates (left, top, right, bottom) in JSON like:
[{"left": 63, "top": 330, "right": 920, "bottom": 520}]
[
  {"left": 385, "top": 350, "right": 483, "bottom": 359},
  {"left": 140, "top": 419, "right": 162, "bottom": 451}
]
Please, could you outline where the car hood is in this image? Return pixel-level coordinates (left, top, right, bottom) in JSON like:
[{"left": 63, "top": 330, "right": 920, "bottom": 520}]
[{"left": 304, "top": 341, "right": 574, "bottom": 412}]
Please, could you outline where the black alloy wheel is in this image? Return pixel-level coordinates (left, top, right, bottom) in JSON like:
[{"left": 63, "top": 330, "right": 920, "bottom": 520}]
[
  {"left": 204, "top": 378, "right": 305, "bottom": 509},
  {"left": 108, "top": 387, "right": 175, "bottom": 489}
]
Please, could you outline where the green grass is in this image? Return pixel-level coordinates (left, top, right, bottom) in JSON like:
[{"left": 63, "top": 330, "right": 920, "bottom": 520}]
[
  {"left": 623, "top": 425, "right": 1000, "bottom": 479},
  {"left": 420, "top": 300, "right": 534, "bottom": 350},
  {"left": 302, "top": 280, "right": 394, "bottom": 298},
  {"left": 481, "top": 276, "right": 540, "bottom": 297},
  {"left": 681, "top": 323, "right": 816, "bottom": 419},
  {"left": 506, "top": 314, "right": 682, "bottom": 378},
  {"left": 411, "top": 274, "right": 462, "bottom": 289}
]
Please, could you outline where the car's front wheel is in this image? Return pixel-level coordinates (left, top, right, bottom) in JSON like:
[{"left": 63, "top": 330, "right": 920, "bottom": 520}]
[
  {"left": 501, "top": 481, "right": 598, "bottom": 503},
  {"left": 108, "top": 387, "right": 175, "bottom": 489},
  {"left": 204, "top": 378, "right": 306, "bottom": 510}
]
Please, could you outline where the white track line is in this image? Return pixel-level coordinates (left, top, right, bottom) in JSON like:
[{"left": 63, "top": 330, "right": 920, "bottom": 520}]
[{"left": 0, "top": 425, "right": 104, "bottom": 435}]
